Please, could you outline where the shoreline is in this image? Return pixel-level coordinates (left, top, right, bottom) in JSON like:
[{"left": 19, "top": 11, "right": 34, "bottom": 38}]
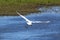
[
  {"left": 0, "top": 0, "right": 60, "bottom": 15},
  {"left": 0, "top": 4, "right": 60, "bottom": 16}
]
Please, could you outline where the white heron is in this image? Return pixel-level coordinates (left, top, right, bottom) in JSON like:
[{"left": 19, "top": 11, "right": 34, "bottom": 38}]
[{"left": 17, "top": 12, "right": 50, "bottom": 26}]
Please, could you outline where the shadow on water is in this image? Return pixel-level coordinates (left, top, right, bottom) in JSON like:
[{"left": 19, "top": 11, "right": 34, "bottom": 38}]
[{"left": 0, "top": 6, "right": 60, "bottom": 40}]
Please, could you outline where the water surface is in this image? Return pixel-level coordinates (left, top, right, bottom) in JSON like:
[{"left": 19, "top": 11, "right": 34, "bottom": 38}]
[{"left": 0, "top": 6, "right": 60, "bottom": 40}]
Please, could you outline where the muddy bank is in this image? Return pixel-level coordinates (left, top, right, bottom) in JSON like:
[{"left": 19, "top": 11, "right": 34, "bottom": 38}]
[{"left": 0, "top": 4, "right": 60, "bottom": 16}]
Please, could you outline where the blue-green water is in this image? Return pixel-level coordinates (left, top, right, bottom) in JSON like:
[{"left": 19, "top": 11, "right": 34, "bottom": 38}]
[{"left": 0, "top": 6, "right": 60, "bottom": 40}]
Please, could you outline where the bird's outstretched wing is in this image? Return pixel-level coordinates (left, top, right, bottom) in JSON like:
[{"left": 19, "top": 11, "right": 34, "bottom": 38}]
[
  {"left": 16, "top": 11, "right": 31, "bottom": 22},
  {"left": 32, "top": 21, "right": 50, "bottom": 23}
]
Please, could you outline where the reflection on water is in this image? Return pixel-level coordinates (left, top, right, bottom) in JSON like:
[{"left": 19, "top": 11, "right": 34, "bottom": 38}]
[{"left": 0, "top": 6, "right": 60, "bottom": 40}]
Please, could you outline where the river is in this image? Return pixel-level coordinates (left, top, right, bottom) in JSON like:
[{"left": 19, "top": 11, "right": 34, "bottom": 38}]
[{"left": 0, "top": 6, "right": 60, "bottom": 40}]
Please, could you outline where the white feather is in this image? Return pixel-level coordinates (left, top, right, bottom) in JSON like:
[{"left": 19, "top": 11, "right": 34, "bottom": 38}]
[{"left": 16, "top": 11, "right": 50, "bottom": 26}]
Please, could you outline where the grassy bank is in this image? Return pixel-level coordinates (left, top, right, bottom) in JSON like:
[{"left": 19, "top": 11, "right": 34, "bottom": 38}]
[{"left": 0, "top": 0, "right": 60, "bottom": 15}]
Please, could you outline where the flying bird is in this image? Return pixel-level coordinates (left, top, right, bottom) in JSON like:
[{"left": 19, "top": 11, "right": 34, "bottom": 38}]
[
  {"left": 16, "top": 12, "right": 50, "bottom": 26},
  {"left": 17, "top": 12, "right": 32, "bottom": 26}
]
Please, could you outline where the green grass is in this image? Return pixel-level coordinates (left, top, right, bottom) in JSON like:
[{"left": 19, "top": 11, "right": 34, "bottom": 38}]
[{"left": 0, "top": 0, "right": 60, "bottom": 15}]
